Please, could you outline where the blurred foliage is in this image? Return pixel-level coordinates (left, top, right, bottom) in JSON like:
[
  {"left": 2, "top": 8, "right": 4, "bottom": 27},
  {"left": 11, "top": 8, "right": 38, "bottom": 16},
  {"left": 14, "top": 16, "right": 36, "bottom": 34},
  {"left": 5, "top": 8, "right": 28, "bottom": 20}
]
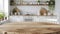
[
  {"left": 37, "top": 0, "right": 40, "bottom": 3},
  {"left": 0, "top": 12, "right": 5, "bottom": 19},
  {"left": 48, "top": 0, "right": 55, "bottom": 11}
]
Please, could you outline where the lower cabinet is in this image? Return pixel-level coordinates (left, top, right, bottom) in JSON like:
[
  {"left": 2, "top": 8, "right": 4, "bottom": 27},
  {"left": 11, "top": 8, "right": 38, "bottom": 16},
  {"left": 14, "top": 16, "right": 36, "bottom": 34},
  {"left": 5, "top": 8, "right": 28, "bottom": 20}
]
[{"left": 9, "top": 16, "right": 57, "bottom": 24}]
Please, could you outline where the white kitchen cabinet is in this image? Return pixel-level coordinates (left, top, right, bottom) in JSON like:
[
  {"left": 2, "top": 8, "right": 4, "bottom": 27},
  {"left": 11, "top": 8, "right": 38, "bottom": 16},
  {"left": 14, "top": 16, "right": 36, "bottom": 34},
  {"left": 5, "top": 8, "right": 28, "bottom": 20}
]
[
  {"left": 9, "top": 16, "right": 24, "bottom": 22},
  {"left": 9, "top": 16, "right": 58, "bottom": 24}
]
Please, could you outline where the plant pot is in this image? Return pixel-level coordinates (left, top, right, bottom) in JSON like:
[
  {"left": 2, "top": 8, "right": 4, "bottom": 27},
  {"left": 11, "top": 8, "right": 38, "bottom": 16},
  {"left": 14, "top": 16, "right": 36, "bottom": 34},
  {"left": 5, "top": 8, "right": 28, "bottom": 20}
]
[
  {"left": 51, "top": 13, "right": 54, "bottom": 16},
  {"left": 38, "top": 3, "right": 40, "bottom": 5}
]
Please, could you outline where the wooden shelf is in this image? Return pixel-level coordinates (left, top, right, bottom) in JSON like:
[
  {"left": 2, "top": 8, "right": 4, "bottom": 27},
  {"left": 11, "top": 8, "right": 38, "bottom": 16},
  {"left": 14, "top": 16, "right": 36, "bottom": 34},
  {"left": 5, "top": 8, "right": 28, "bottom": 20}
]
[
  {"left": 10, "top": 4, "right": 48, "bottom": 6},
  {"left": 10, "top": 15, "right": 56, "bottom": 16}
]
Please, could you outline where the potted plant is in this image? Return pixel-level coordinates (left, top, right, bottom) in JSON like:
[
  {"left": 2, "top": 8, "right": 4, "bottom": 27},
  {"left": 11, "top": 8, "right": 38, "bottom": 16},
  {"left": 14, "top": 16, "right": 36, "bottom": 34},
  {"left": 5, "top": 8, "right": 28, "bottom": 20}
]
[
  {"left": 48, "top": 0, "right": 55, "bottom": 16},
  {"left": 0, "top": 12, "right": 5, "bottom": 21},
  {"left": 37, "top": 0, "right": 40, "bottom": 5}
]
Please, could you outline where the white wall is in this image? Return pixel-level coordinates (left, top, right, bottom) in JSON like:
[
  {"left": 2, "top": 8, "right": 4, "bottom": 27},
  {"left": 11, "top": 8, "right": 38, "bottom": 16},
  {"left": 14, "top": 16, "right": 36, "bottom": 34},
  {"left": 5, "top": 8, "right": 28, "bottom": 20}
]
[
  {"left": 0, "top": 0, "right": 8, "bottom": 17},
  {"left": 55, "top": 0, "right": 60, "bottom": 23},
  {"left": 0, "top": 0, "right": 4, "bottom": 10},
  {"left": 4, "top": 0, "right": 9, "bottom": 17}
]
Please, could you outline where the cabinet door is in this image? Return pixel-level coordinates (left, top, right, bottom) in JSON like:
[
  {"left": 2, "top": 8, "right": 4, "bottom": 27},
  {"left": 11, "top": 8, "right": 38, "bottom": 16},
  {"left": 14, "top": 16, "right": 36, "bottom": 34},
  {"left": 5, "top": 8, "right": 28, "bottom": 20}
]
[{"left": 9, "top": 16, "right": 24, "bottom": 22}]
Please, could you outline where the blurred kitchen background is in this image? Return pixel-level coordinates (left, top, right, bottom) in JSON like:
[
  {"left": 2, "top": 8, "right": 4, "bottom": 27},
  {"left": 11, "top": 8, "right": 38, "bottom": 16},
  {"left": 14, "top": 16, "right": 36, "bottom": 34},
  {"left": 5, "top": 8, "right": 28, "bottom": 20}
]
[{"left": 0, "top": 0, "right": 60, "bottom": 24}]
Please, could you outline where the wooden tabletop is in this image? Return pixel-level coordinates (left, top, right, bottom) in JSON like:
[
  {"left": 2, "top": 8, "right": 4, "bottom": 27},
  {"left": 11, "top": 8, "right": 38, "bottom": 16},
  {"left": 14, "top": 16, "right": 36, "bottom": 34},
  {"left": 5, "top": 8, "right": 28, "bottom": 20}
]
[{"left": 0, "top": 22, "right": 60, "bottom": 34}]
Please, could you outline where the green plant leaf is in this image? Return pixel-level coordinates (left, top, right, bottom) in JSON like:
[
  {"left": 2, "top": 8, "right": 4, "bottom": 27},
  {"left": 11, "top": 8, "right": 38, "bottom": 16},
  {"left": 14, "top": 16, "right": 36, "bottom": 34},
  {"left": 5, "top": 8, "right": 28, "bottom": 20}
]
[{"left": 0, "top": 12, "right": 5, "bottom": 19}]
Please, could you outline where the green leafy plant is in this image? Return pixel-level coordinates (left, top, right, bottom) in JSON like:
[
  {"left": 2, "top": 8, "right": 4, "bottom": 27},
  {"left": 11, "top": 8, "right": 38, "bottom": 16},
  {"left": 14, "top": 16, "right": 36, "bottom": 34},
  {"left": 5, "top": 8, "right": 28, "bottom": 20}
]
[
  {"left": 48, "top": 0, "right": 55, "bottom": 16},
  {"left": 0, "top": 12, "right": 5, "bottom": 19},
  {"left": 37, "top": 0, "right": 40, "bottom": 4},
  {"left": 38, "top": 0, "right": 40, "bottom": 2}
]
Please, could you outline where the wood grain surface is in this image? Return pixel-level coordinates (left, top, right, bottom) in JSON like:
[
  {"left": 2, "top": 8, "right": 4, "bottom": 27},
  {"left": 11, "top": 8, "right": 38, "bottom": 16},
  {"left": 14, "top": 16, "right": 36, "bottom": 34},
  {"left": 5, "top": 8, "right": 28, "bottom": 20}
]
[{"left": 0, "top": 22, "right": 60, "bottom": 34}]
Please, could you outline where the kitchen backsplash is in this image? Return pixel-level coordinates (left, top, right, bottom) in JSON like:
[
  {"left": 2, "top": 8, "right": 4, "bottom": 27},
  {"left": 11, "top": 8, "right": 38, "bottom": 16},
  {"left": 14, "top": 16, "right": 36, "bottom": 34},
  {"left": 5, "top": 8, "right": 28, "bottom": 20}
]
[
  {"left": 10, "top": 0, "right": 56, "bottom": 16},
  {"left": 10, "top": 6, "right": 49, "bottom": 15}
]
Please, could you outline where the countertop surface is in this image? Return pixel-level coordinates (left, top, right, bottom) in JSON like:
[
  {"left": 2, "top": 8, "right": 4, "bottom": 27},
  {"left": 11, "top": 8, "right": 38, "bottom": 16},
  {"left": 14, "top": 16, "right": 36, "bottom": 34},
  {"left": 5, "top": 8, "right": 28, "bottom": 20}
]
[{"left": 0, "top": 22, "right": 60, "bottom": 34}]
